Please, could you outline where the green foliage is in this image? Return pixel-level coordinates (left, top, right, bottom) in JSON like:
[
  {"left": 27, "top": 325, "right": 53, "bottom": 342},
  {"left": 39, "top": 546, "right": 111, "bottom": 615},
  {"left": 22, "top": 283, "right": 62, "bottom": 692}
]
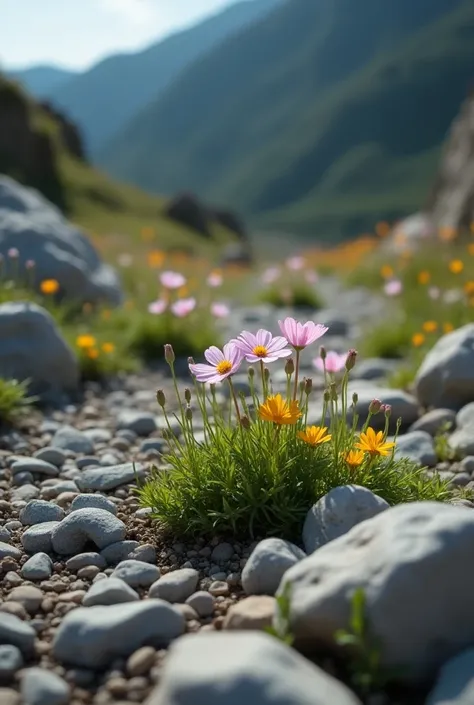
[
  {"left": 434, "top": 422, "right": 458, "bottom": 462},
  {"left": 264, "top": 582, "right": 294, "bottom": 646},
  {"left": 103, "top": 0, "right": 474, "bottom": 239},
  {"left": 361, "top": 321, "right": 415, "bottom": 360},
  {"left": 0, "top": 378, "right": 34, "bottom": 423},
  {"left": 258, "top": 282, "right": 323, "bottom": 310}
]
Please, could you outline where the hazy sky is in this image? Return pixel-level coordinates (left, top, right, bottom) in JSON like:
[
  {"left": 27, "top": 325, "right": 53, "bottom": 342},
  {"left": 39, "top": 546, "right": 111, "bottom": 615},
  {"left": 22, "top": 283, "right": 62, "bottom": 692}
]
[{"left": 0, "top": 0, "right": 240, "bottom": 71}]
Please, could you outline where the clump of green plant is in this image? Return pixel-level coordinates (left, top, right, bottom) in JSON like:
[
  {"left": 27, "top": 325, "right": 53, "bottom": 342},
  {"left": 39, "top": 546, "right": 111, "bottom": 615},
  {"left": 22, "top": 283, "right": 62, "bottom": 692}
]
[
  {"left": 259, "top": 282, "right": 324, "bottom": 310},
  {"left": 361, "top": 320, "right": 415, "bottom": 359},
  {"left": 265, "top": 582, "right": 294, "bottom": 646},
  {"left": 434, "top": 422, "right": 459, "bottom": 462},
  {"left": 0, "top": 378, "right": 34, "bottom": 423},
  {"left": 137, "top": 320, "right": 449, "bottom": 540}
]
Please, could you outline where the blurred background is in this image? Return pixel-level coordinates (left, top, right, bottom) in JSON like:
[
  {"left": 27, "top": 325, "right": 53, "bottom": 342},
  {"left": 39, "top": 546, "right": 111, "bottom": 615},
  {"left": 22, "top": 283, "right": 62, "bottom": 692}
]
[{"left": 2, "top": 0, "right": 473, "bottom": 254}]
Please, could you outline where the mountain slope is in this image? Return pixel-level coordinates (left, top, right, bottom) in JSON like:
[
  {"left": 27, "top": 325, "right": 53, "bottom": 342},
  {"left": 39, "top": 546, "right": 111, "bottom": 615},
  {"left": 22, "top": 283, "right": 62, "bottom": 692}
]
[
  {"left": 102, "top": 0, "right": 474, "bottom": 240},
  {"left": 48, "top": 0, "right": 281, "bottom": 157},
  {"left": 8, "top": 65, "right": 77, "bottom": 98}
]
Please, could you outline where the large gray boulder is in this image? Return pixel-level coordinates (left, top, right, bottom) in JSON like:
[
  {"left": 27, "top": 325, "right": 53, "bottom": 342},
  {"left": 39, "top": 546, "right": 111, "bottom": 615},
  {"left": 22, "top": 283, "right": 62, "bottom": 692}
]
[
  {"left": 278, "top": 502, "right": 474, "bottom": 684},
  {"left": 415, "top": 325, "right": 474, "bottom": 409},
  {"left": 0, "top": 176, "right": 122, "bottom": 305},
  {"left": 0, "top": 301, "right": 78, "bottom": 398}
]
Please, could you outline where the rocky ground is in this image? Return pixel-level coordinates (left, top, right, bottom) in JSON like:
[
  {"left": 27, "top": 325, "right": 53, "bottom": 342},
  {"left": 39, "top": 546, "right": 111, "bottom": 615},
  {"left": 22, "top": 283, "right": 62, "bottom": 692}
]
[{"left": 2, "top": 290, "right": 474, "bottom": 705}]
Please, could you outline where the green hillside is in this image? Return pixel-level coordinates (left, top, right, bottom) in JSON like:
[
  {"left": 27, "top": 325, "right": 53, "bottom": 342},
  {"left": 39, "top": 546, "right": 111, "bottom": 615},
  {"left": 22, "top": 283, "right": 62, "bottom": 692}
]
[
  {"left": 43, "top": 0, "right": 281, "bottom": 157},
  {"left": 101, "top": 0, "right": 474, "bottom": 240}
]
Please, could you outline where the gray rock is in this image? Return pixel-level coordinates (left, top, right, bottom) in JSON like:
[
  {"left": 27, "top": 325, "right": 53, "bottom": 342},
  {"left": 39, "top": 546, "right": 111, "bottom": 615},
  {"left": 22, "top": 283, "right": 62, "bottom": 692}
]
[
  {"left": 21, "top": 667, "right": 70, "bottom": 705},
  {"left": 11, "top": 458, "right": 59, "bottom": 477},
  {"left": 65, "top": 552, "right": 106, "bottom": 572},
  {"left": 52, "top": 601, "right": 185, "bottom": 668},
  {"left": 100, "top": 540, "right": 140, "bottom": 565},
  {"left": 82, "top": 577, "right": 139, "bottom": 606},
  {"left": 0, "top": 613, "right": 35, "bottom": 657},
  {"left": 76, "top": 462, "right": 146, "bottom": 491},
  {"left": 352, "top": 358, "right": 398, "bottom": 381},
  {"left": 33, "top": 447, "right": 66, "bottom": 467},
  {"left": 75, "top": 456, "right": 100, "bottom": 470},
  {"left": 426, "top": 648, "right": 474, "bottom": 705},
  {"left": 19, "top": 499, "right": 65, "bottom": 525},
  {"left": 51, "top": 508, "right": 126, "bottom": 555},
  {"left": 117, "top": 411, "right": 157, "bottom": 436},
  {"left": 242, "top": 538, "right": 306, "bottom": 596},
  {"left": 0, "top": 527, "right": 10, "bottom": 542},
  {"left": 140, "top": 439, "right": 165, "bottom": 453},
  {"left": 112, "top": 560, "right": 160, "bottom": 588},
  {"left": 211, "top": 542, "right": 234, "bottom": 563},
  {"left": 83, "top": 428, "right": 112, "bottom": 443},
  {"left": 411, "top": 409, "right": 457, "bottom": 436},
  {"left": 21, "top": 553, "right": 53, "bottom": 580},
  {"left": 185, "top": 591, "right": 215, "bottom": 618},
  {"left": 0, "top": 176, "right": 122, "bottom": 306},
  {"left": 349, "top": 386, "right": 419, "bottom": 429},
  {"left": 12, "top": 471, "right": 34, "bottom": 486},
  {"left": 21, "top": 521, "right": 60, "bottom": 554},
  {"left": 448, "top": 427, "right": 474, "bottom": 457},
  {"left": 395, "top": 431, "right": 437, "bottom": 466},
  {"left": 457, "top": 402, "right": 474, "bottom": 428},
  {"left": 149, "top": 569, "right": 199, "bottom": 603},
  {"left": 302, "top": 485, "right": 389, "bottom": 554},
  {"left": 147, "top": 632, "right": 362, "bottom": 705},
  {"left": 6, "top": 586, "right": 43, "bottom": 614},
  {"left": 0, "top": 542, "right": 21, "bottom": 560},
  {"left": 460, "top": 456, "right": 474, "bottom": 474},
  {"left": 70, "top": 494, "right": 117, "bottom": 515},
  {"left": 415, "top": 324, "right": 474, "bottom": 409},
  {"left": 278, "top": 502, "right": 474, "bottom": 683},
  {"left": 10, "top": 484, "right": 39, "bottom": 502},
  {"left": 129, "top": 543, "right": 156, "bottom": 564},
  {"left": 0, "top": 302, "right": 79, "bottom": 400},
  {"left": 0, "top": 644, "right": 23, "bottom": 681},
  {"left": 52, "top": 426, "right": 94, "bottom": 455}
]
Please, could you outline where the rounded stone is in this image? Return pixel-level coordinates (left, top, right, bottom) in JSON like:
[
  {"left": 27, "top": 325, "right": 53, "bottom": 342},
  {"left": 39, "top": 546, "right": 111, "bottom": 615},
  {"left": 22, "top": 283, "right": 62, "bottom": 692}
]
[
  {"left": 21, "top": 553, "right": 53, "bottom": 581},
  {"left": 111, "top": 560, "right": 160, "bottom": 588},
  {"left": 19, "top": 500, "right": 65, "bottom": 526},
  {"left": 82, "top": 577, "right": 139, "bottom": 606},
  {"left": 21, "top": 667, "right": 70, "bottom": 705},
  {"left": 185, "top": 591, "right": 215, "bottom": 617},
  {"left": 21, "top": 522, "right": 60, "bottom": 554},
  {"left": 148, "top": 569, "right": 199, "bottom": 603},
  {"left": 33, "top": 447, "right": 67, "bottom": 467},
  {"left": 51, "top": 508, "right": 126, "bottom": 555},
  {"left": 0, "top": 644, "right": 23, "bottom": 681},
  {"left": 70, "top": 494, "right": 117, "bottom": 515},
  {"left": 6, "top": 586, "right": 43, "bottom": 614},
  {"left": 126, "top": 646, "right": 157, "bottom": 677}
]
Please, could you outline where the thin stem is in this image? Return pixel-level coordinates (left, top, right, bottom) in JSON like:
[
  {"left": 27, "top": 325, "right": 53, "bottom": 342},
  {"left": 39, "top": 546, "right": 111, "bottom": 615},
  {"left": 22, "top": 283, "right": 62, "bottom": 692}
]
[
  {"left": 293, "top": 349, "right": 301, "bottom": 401},
  {"left": 228, "top": 377, "right": 242, "bottom": 425},
  {"left": 260, "top": 360, "right": 267, "bottom": 401}
]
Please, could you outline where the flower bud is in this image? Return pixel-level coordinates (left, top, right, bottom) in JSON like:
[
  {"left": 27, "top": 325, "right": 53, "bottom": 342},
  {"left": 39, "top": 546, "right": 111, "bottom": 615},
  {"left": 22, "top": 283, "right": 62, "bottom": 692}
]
[
  {"left": 324, "top": 390, "right": 331, "bottom": 403},
  {"left": 240, "top": 415, "right": 251, "bottom": 430},
  {"left": 210, "top": 383, "right": 216, "bottom": 394},
  {"left": 319, "top": 346, "right": 327, "bottom": 361},
  {"left": 383, "top": 404, "right": 392, "bottom": 418},
  {"left": 299, "top": 380, "right": 306, "bottom": 393},
  {"left": 188, "top": 356, "right": 195, "bottom": 365},
  {"left": 185, "top": 405, "right": 193, "bottom": 422},
  {"left": 156, "top": 389, "right": 166, "bottom": 408},
  {"left": 164, "top": 344, "right": 175, "bottom": 364},
  {"left": 345, "top": 349, "right": 358, "bottom": 370},
  {"left": 248, "top": 366, "right": 255, "bottom": 378},
  {"left": 184, "top": 388, "right": 191, "bottom": 403},
  {"left": 369, "top": 398, "right": 382, "bottom": 415},
  {"left": 330, "top": 382, "right": 338, "bottom": 401},
  {"left": 285, "top": 357, "right": 295, "bottom": 375},
  {"left": 264, "top": 367, "right": 270, "bottom": 382},
  {"left": 352, "top": 392, "right": 359, "bottom": 405},
  {"left": 304, "top": 378, "right": 313, "bottom": 395}
]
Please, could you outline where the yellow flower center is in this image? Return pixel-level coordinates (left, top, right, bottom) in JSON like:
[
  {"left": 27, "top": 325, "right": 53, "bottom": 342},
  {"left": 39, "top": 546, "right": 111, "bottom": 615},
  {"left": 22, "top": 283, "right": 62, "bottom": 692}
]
[
  {"left": 253, "top": 345, "right": 268, "bottom": 358},
  {"left": 216, "top": 360, "right": 233, "bottom": 375}
]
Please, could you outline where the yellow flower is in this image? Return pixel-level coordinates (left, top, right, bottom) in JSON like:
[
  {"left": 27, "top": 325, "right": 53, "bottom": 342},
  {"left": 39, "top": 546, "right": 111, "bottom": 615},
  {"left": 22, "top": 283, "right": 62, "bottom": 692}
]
[
  {"left": 258, "top": 394, "right": 302, "bottom": 425},
  {"left": 449, "top": 259, "right": 464, "bottom": 274},
  {"left": 380, "top": 265, "right": 393, "bottom": 279},
  {"left": 422, "top": 320, "right": 438, "bottom": 333},
  {"left": 101, "top": 309, "right": 111, "bottom": 321},
  {"left": 343, "top": 449, "right": 365, "bottom": 469},
  {"left": 443, "top": 322, "right": 454, "bottom": 334},
  {"left": 412, "top": 333, "right": 425, "bottom": 348},
  {"left": 76, "top": 334, "right": 96, "bottom": 349},
  {"left": 147, "top": 250, "right": 165, "bottom": 268},
  {"left": 101, "top": 342, "right": 115, "bottom": 354},
  {"left": 87, "top": 348, "right": 99, "bottom": 360},
  {"left": 417, "top": 271, "right": 430, "bottom": 285},
  {"left": 439, "top": 226, "right": 456, "bottom": 242},
  {"left": 298, "top": 425, "right": 332, "bottom": 446},
  {"left": 464, "top": 282, "right": 474, "bottom": 296},
  {"left": 468, "top": 243, "right": 474, "bottom": 256},
  {"left": 356, "top": 428, "right": 395, "bottom": 457},
  {"left": 177, "top": 285, "right": 189, "bottom": 298},
  {"left": 141, "top": 226, "right": 155, "bottom": 242},
  {"left": 40, "top": 279, "right": 59, "bottom": 295}
]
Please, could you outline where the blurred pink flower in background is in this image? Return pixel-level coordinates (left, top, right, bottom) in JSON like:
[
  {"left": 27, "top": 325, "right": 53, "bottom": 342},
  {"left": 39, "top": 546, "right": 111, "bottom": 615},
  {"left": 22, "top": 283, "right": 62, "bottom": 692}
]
[
  {"left": 305, "top": 270, "right": 318, "bottom": 284},
  {"left": 171, "top": 297, "right": 196, "bottom": 318},
  {"left": 384, "top": 279, "right": 402, "bottom": 296},
  {"left": 148, "top": 299, "right": 167, "bottom": 315},
  {"left": 25, "top": 260, "right": 35, "bottom": 269},
  {"left": 7, "top": 248, "right": 19, "bottom": 258},
  {"left": 211, "top": 302, "right": 230, "bottom": 318},
  {"left": 286, "top": 256, "right": 305, "bottom": 271},
  {"left": 207, "top": 271, "right": 223, "bottom": 287},
  {"left": 314, "top": 351, "right": 347, "bottom": 374},
  {"left": 261, "top": 266, "right": 280, "bottom": 284},
  {"left": 160, "top": 270, "right": 186, "bottom": 289},
  {"left": 428, "top": 287, "right": 441, "bottom": 300}
]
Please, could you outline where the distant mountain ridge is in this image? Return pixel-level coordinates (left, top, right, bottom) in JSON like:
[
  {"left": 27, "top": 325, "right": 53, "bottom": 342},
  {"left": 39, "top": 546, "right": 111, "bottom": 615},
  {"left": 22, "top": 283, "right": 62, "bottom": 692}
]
[
  {"left": 101, "top": 0, "right": 474, "bottom": 240},
  {"left": 29, "top": 0, "right": 282, "bottom": 157},
  {"left": 8, "top": 65, "right": 77, "bottom": 98}
]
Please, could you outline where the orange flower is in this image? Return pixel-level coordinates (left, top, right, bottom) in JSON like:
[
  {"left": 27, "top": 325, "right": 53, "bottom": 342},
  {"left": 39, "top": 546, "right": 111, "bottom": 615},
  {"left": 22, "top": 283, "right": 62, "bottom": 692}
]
[
  {"left": 465, "top": 282, "right": 474, "bottom": 296},
  {"left": 468, "top": 243, "right": 474, "bottom": 256},
  {"left": 449, "top": 259, "right": 464, "bottom": 274},
  {"left": 147, "top": 250, "right": 165, "bottom": 268},
  {"left": 258, "top": 394, "right": 301, "bottom": 426},
  {"left": 101, "top": 342, "right": 115, "bottom": 354},
  {"left": 412, "top": 333, "right": 425, "bottom": 348},
  {"left": 177, "top": 285, "right": 189, "bottom": 298},
  {"left": 76, "top": 334, "right": 96, "bottom": 349},
  {"left": 101, "top": 309, "right": 111, "bottom": 321},
  {"left": 375, "top": 221, "right": 390, "bottom": 238},
  {"left": 422, "top": 320, "right": 438, "bottom": 333},
  {"left": 356, "top": 428, "right": 395, "bottom": 457},
  {"left": 418, "top": 271, "right": 430, "bottom": 285},
  {"left": 443, "top": 322, "right": 454, "bottom": 334},
  {"left": 87, "top": 348, "right": 99, "bottom": 359},
  {"left": 343, "top": 449, "right": 365, "bottom": 470},
  {"left": 439, "top": 226, "right": 456, "bottom": 242},
  {"left": 141, "top": 226, "right": 155, "bottom": 242},
  {"left": 380, "top": 265, "right": 394, "bottom": 279},
  {"left": 298, "top": 425, "right": 332, "bottom": 446},
  {"left": 40, "top": 279, "right": 59, "bottom": 295}
]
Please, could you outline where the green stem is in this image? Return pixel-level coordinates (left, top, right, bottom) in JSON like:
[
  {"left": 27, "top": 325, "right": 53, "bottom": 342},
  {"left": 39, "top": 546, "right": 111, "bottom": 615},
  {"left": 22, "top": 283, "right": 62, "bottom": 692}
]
[
  {"left": 228, "top": 377, "right": 242, "bottom": 426},
  {"left": 260, "top": 360, "right": 267, "bottom": 401},
  {"left": 293, "top": 349, "right": 301, "bottom": 401}
]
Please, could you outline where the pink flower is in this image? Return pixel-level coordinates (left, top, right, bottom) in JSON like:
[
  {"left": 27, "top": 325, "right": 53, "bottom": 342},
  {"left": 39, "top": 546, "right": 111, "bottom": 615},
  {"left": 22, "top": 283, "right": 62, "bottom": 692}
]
[
  {"left": 211, "top": 302, "right": 230, "bottom": 318},
  {"left": 160, "top": 270, "right": 186, "bottom": 289},
  {"left": 189, "top": 342, "right": 243, "bottom": 384},
  {"left": 25, "top": 260, "right": 35, "bottom": 269},
  {"left": 286, "top": 256, "right": 305, "bottom": 271},
  {"left": 314, "top": 351, "right": 346, "bottom": 374},
  {"left": 384, "top": 279, "right": 402, "bottom": 296},
  {"left": 305, "top": 270, "right": 318, "bottom": 284},
  {"left": 278, "top": 317, "right": 328, "bottom": 351},
  {"left": 171, "top": 297, "right": 196, "bottom": 318},
  {"left": 261, "top": 267, "right": 280, "bottom": 284},
  {"left": 148, "top": 299, "right": 167, "bottom": 315},
  {"left": 233, "top": 329, "right": 292, "bottom": 364},
  {"left": 207, "top": 271, "right": 223, "bottom": 287},
  {"left": 7, "top": 248, "right": 19, "bottom": 258}
]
